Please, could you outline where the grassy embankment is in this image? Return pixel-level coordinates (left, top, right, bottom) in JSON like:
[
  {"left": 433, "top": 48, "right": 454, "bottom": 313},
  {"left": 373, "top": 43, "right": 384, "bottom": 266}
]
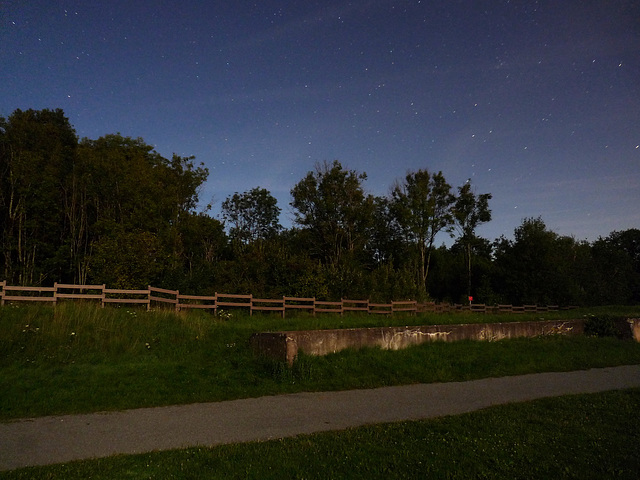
[{"left": 1, "top": 302, "right": 639, "bottom": 421}]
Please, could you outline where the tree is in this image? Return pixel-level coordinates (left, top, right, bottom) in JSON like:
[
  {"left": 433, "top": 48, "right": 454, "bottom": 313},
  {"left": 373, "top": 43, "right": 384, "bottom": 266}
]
[
  {"left": 78, "top": 135, "right": 208, "bottom": 235},
  {"left": 87, "top": 230, "right": 165, "bottom": 289},
  {"left": 366, "top": 196, "right": 406, "bottom": 267},
  {"left": 290, "top": 160, "right": 375, "bottom": 267},
  {"left": 77, "top": 134, "right": 209, "bottom": 285},
  {"left": 0, "top": 111, "right": 210, "bottom": 286},
  {"left": 452, "top": 181, "right": 492, "bottom": 301},
  {"left": 601, "top": 229, "right": 640, "bottom": 276},
  {"left": 591, "top": 229, "right": 640, "bottom": 304},
  {"left": 492, "top": 217, "right": 590, "bottom": 305},
  {"left": 221, "top": 187, "right": 281, "bottom": 247},
  {"left": 161, "top": 212, "right": 227, "bottom": 292},
  {"left": 389, "top": 169, "right": 454, "bottom": 298},
  {"left": 0, "top": 108, "right": 77, "bottom": 284}
]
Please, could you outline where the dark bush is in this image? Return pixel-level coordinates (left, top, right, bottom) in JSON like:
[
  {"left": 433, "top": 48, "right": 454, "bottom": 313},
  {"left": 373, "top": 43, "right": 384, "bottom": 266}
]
[{"left": 583, "top": 315, "right": 622, "bottom": 338}]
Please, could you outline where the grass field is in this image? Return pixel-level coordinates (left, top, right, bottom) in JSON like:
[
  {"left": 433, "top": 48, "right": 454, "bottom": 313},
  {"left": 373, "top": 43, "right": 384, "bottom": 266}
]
[
  {"left": 4, "top": 388, "right": 639, "bottom": 479},
  {"left": 1, "top": 303, "right": 639, "bottom": 420}
]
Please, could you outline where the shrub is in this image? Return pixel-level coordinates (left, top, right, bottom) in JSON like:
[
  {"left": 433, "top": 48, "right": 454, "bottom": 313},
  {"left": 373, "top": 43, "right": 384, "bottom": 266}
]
[{"left": 583, "top": 315, "right": 621, "bottom": 338}]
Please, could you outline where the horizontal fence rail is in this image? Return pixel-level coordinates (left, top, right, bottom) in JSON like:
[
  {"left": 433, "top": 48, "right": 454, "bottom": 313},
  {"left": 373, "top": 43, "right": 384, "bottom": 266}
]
[{"left": 0, "top": 281, "right": 576, "bottom": 317}]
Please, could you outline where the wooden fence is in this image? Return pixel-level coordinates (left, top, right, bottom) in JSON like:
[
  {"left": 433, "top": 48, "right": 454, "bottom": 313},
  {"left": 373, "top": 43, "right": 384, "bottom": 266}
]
[{"left": 0, "top": 281, "right": 575, "bottom": 317}]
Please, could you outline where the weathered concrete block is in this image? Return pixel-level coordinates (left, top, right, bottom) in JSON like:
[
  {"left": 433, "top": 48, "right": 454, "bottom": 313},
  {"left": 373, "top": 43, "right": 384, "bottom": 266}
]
[
  {"left": 626, "top": 318, "right": 640, "bottom": 341},
  {"left": 250, "top": 319, "right": 587, "bottom": 365}
]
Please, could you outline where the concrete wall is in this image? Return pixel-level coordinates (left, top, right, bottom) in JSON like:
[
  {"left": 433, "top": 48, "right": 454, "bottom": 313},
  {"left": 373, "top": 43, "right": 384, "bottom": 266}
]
[
  {"left": 251, "top": 319, "right": 588, "bottom": 365},
  {"left": 627, "top": 318, "right": 640, "bottom": 342}
]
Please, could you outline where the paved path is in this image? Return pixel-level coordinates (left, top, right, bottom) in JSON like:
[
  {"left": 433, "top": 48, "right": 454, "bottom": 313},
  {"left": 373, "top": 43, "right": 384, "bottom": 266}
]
[{"left": 2, "top": 365, "right": 640, "bottom": 471}]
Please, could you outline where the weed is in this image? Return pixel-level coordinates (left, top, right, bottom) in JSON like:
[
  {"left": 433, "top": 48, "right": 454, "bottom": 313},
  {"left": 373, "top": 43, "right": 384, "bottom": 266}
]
[
  {"left": 263, "top": 354, "right": 317, "bottom": 384},
  {"left": 216, "top": 309, "right": 233, "bottom": 320}
]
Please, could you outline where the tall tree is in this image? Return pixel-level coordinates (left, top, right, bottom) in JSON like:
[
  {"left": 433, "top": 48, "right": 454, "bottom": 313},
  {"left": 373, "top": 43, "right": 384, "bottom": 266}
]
[
  {"left": 162, "top": 212, "right": 227, "bottom": 292},
  {"left": 452, "top": 181, "right": 492, "bottom": 301},
  {"left": 78, "top": 135, "right": 207, "bottom": 235},
  {"left": 221, "top": 187, "right": 281, "bottom": 247},
  {"left": 0, "top": 109, "right": 208, "bottom": 288},
  {"left": 87, "top": 230, "right": 165, "bottom": 289},
  {"left": 591, "top": 229, "right": 640, "bottom": 304},
  {"left": 366, "top": 196, "right": 404, "bottom": 267},
  {"left": 492, "top": 217, "right": 589, "bottom": 305},
  {"left": 389, "top": 169, "right": 454, "bottom": 298},
  {"left": 79, "top": 134, "right": 208, "bottom": 286},
  {"left": 601, "top": 229, "right": 640, "bottom": 276},
  {"left": 290, "top": 160, "right": 375, "bottom": 267},
  {"left": 0, "top": 108, "right": 77, "bottom": 284}
]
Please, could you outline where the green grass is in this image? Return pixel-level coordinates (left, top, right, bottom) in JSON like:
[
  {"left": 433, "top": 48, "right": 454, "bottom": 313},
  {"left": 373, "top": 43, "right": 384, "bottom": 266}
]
[
  {"left": 5, "top": 388, "right": 640, "bottom": 479},
  {"left": 1, "top": 303, "right": 640, "bottom": 420}
]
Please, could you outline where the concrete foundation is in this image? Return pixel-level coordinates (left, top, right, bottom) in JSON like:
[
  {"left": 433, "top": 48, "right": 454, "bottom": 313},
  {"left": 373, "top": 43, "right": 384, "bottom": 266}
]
[
  {"left": 628, "top": 318, "right": 640, "bottom": 342},
  {"left": 250, "top": 319, "right": 591, "bottom": 365}
]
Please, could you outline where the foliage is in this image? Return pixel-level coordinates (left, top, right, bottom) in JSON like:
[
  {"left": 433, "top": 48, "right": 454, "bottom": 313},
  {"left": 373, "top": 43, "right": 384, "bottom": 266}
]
[
  {"left": 2, "top": 108, "right": 639, "bottom": 306},
  {"left": 0, "top": 109, "right": 212, "bottom": 288},
  {"left": 87, "top": 230, "right": 165, "bottom": 289},
  {"left": 389, "top": 169, "right": 455, "bottom": 299},
  {"left": 0, "top": 108, "right": 78, "bottom": 285},
  {"left": 583, "top": 315, "right": 623, "bottom": 338},
  {"left": 166, "top": 213, "right": 226, "bottom": 293},
  {"left": 590, "top": 229, "right": 640, "bottom": 304},
  {"left": 222, "top": 187, "right": 281, "bottom": 247},
  {"left": 492, "top": 218, "right": 592, "bottom": 305},
  {"left": 452, "top": 180, "right": 492, "bottom": 300},
  {"left": 290, "top": 160, "right": 375, "bottom": 267}
]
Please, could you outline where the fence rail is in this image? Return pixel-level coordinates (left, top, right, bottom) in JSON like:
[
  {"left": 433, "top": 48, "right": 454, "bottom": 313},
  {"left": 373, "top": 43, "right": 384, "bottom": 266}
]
[{"left": 0, "top": 281, "right": 576, "bottom": 317}]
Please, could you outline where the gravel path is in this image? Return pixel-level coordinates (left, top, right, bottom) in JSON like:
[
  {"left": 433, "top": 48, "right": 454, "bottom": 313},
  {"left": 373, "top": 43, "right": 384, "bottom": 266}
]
[{"left": 1, "top": 364, "right": 639, "bottom": 471}]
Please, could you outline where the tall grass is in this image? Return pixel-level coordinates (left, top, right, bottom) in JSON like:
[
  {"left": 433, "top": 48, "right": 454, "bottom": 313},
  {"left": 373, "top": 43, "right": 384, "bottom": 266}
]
[{"left": 1, "top": 302, "right": 216, "bottom": 365}]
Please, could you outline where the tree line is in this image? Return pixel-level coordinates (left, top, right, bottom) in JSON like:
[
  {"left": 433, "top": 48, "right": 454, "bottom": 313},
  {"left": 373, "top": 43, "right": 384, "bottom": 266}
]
[{"left": 1, "top": 108, "right": 639, "bottom": 306}]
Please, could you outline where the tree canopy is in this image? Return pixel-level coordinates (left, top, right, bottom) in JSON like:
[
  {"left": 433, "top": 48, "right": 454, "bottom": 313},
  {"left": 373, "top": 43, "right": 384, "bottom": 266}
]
[
  {"left": 390, "top": 169, "right": 454, "bottom": 298},
  {"left": 222, "top": 187, "right": 281, "bottom": 246},
  {"left": 1, "top": 108, "right": 638, "bottom": 306},
  {"left": 290, "top": 160, "right": 375, "bottom": 266},
  {"left": 1, "top": 109, "right": 208, "bottom": 288}
]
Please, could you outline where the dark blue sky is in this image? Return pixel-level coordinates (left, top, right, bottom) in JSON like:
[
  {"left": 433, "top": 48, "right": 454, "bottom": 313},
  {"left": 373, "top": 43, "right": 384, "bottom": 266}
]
[{"left": 2, "top": 1, "right": 639, "bottom": 243}]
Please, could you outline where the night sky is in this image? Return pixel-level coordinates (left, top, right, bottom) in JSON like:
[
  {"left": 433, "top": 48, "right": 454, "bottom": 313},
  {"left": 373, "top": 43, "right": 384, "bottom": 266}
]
[{"left": 2, "top": 1, "right": 639, "bottom": 243}]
